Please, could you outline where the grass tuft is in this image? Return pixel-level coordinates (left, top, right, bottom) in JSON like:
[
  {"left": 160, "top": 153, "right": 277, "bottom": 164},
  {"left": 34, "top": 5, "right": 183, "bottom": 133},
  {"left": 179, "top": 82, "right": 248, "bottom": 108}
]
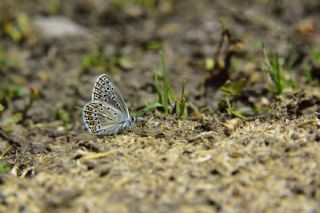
[
  {"left": 112, "top": 0, "right": 173, "bottom": 11},
  {"left": 219, "top": 80, "right": 247, "bottom": 119},
  {"left": 54, "top": 106, "right": 70, "bottom": 127},
  {"left": 0, "top": 162, "right": 10, "bottom": 174},
  {"left": 0, "top": 45, "right": 20, "bottom": 74},
  {"left": 81, "top": 44, "right": 111, "bottom": 72},
  {"left": 3, "top": 13, "right": 33, "bottom": 43},
  {"left": 135, "top": 51, "right": 187, "bottom": 117},
  {"left": 262, "top": 44, "right": 296, "bottom": 95},
  {"left": 81, "top": 44, "right": 134, "bottom": 73}
]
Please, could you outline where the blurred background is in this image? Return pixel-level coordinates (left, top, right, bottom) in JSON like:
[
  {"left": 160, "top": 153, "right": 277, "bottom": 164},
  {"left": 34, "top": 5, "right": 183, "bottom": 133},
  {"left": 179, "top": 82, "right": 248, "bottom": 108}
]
[{"left": 0, "top": 0, "right": 319, "bottom": 131}]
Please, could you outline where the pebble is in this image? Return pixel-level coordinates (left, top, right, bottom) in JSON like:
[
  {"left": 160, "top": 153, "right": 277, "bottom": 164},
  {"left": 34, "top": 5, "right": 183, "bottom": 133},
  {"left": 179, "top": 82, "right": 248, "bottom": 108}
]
[{"left": 32, "top": 16, "right": 88, "bottom": 38}]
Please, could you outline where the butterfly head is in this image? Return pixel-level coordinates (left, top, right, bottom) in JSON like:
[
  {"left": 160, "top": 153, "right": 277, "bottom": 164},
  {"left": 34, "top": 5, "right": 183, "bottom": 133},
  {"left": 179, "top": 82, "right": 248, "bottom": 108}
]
[{"left": 128, "top": 115, "right": 136, "bottom": 129}]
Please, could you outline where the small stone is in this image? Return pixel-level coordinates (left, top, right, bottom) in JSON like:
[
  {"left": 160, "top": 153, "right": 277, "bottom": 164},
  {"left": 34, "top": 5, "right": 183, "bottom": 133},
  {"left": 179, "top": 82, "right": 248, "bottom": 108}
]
[
  {"left": 224, "top": 118, "right": 243, "bottom": 135},
  {"left": 32, "top": 16, "right": 87, "bottom": 38}
]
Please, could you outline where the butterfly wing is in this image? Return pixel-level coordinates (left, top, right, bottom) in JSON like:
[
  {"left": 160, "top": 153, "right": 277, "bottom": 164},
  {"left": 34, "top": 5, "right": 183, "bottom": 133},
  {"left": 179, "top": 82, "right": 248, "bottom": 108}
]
[
  {"left": 91, "top": 74, "right": 130, "bottom": 118},
  {"left": 82, "top": 101, "right": 126, "bottom": 136}
]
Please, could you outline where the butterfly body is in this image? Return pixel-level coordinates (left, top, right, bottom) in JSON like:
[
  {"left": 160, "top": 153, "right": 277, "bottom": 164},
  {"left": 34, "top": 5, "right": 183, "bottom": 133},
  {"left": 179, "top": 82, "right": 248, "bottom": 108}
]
[{"left": 82, "top": 74, "right": 135, "bottom": 136}]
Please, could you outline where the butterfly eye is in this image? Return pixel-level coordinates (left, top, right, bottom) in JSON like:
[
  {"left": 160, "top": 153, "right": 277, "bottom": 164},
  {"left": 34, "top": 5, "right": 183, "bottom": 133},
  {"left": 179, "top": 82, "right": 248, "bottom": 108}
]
[{"left": 130, "top": 116, "right": 136, "bottom": 122}]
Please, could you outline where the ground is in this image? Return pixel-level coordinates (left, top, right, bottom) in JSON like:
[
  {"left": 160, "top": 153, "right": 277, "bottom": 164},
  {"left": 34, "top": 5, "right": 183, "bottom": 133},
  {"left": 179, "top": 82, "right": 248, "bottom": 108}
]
[{"left": 0, "top": 0, "right": 320, "bottom": 212}]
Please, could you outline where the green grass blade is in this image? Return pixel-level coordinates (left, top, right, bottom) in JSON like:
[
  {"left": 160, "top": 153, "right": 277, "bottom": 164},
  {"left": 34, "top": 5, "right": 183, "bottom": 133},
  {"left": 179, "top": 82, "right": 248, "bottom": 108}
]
[
  {"left": 168, "top": 86, "right": 177, "bottom": 102},
  {"left": 262, "top": 44, "right": 287, "bottom": 95},
  {"left": 133, "top": 102, "right": 162, "bottom": 116},
  {"left": 225, "top": 97, "right": 232, "bottom": 114},
  {"left": 160, "top": 51, "right": 169, "bottom": 113},
  {"left": 231, "top": 110, "right": 246, "bottom": 119},
  {"left": 153, "top": 71, "right": 163, "bottom": 104},
  {"left": 178, "top": 80, "right": 186, "bottom": 117},
  {"left": 275, "top": 55, "right": 281, "bottom": 94}
]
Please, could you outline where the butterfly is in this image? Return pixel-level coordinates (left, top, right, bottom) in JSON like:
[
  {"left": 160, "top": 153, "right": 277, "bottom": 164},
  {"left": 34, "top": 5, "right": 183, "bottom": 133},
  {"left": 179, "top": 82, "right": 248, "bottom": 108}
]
[{"left": 82, "top": 74, "right": 135, "bottom": 136}]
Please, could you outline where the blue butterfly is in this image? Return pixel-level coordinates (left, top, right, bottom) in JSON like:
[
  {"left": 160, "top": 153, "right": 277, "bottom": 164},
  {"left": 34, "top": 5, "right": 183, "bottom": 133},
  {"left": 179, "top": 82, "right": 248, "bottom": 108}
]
[{"left": 83, "top": 74, "right": 135, "bottom": 136}]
